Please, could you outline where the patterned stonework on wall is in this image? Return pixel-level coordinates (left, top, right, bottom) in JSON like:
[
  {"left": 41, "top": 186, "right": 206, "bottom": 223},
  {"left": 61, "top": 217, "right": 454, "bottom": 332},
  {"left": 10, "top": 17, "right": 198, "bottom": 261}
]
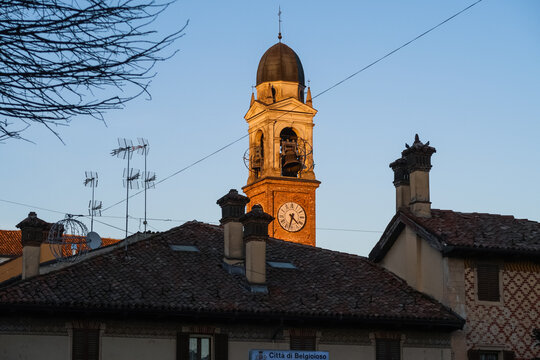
[{"left": 464, "top": 261, "right": 540, "bottom": 359}]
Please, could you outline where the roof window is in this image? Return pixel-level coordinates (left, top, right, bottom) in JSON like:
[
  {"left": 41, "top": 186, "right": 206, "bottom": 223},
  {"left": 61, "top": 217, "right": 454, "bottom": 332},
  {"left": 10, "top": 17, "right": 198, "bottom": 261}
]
[
  {"left": 267, "top": 261, "right": 296, "bottom": 269},
  {"left": 170, "top": 245, "right": 199, "bottom": 252}
]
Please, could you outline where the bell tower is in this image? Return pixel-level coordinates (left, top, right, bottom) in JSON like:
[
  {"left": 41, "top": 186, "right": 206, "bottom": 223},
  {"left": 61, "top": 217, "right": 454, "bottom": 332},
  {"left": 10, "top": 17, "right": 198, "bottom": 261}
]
[{"left": 242, "top": 40, "right": 320, "bottom": 246}]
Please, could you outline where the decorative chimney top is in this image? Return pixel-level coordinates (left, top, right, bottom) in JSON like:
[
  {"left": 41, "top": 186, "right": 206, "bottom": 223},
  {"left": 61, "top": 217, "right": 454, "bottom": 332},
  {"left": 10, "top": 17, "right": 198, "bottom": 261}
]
[
  {"left": 16, "top": 212, "right": 49, "bottom": 229},
  {"left": 16, "top": 212, "right": 51, "bottom": 247},
  {"left": 402, "top": 134, "right": 436, "bottom": 172},
  {"left": 216, "top": 189, "right": 250, "bottom": 224},
  {"left": 389, "top": 156, "right": 409, "bottom": 187},
  {"left": 240, "top": 205, "right": 274, "bottom": 240}
]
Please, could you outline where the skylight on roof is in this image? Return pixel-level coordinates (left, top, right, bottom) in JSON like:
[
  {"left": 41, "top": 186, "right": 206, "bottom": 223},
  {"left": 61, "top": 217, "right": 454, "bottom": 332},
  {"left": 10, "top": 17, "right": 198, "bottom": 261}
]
[
  {"left": 170, "top": 245, "right": 199, "bottom": 252},
  {"left": 267, "top": 261, "right": 296, "bottom": 269}
]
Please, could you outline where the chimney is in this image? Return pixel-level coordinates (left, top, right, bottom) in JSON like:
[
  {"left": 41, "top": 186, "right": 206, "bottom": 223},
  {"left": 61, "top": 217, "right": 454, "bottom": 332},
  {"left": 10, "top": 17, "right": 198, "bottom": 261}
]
[
  {"left": 240, "top": 205, "right": 274, "bottom": 292},
  {"left": 401, "top": 134, "right": 436, "bottom": 217},
  {"left": 216, "top": 189, "right": 250, "bottom": 267},
  {"left": 16, "top": 212, "right": 51, "bottom": 279},
  {"left": 389, "top": 156, "right": 410, "bottom": 211}
]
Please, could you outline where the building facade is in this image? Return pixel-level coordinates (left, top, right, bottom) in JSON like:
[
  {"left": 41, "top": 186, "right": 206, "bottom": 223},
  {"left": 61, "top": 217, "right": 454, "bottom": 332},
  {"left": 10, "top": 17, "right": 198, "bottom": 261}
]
[
  {"left": 369, "top": 135, "right": 540, "bottom": 360},
  {"left": 0, "top": 189, "right": 464, "bottom": 360}
]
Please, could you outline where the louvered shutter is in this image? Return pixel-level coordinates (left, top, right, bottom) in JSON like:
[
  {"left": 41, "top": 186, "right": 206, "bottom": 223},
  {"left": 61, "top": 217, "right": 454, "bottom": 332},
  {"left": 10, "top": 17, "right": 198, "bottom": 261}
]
[
  {"left": 72, "top": 329, "right": 86, "bottom": 360},
  {"left": 502, "top": 350, "right": 515, "bottom": 360},
  {"left": 477, "top": 264, "right": 500, "bottom": 301},
  {"left": 177, "top": 333, "right": 189, "bottom": 360},
  {"left": 72, "top": 329, "right": 99, "bottom": 360},
  {"left": 375, "top": 339, "right": 400, "bottom": 360},
  {"left": 467, "top": 349, "right": 480, "bottom": 360},
  {"left": 214, "top": 333, "right": 228, "bottom": 360},
  {"left": 290, "top": 336, "right": 316, "bottom": 350},
  {"left": 86, "top": 330, "right": 99, "bottom": 360}
]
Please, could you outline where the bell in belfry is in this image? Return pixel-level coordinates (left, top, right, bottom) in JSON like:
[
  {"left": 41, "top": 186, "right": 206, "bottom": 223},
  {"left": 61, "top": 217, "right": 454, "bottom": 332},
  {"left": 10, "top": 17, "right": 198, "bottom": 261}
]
[{"left": 281, "top": 139, "right": 302, "bottom": 175}]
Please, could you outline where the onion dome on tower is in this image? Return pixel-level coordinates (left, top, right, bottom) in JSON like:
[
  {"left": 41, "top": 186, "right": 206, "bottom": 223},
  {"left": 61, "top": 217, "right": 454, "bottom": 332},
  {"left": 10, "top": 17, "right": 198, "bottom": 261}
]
[
  {"left": 256, "top": 43, "right": 305, "bottom": 86},
  {"left": 254, "top": 42, "right": 306, "bottom": 103}
]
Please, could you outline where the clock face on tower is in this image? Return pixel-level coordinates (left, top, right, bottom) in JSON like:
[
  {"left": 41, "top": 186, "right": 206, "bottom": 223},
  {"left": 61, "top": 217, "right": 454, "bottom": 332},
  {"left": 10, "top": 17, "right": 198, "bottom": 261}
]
[{"left": 277, "top": 202, "right": 306, "bottom": 232}]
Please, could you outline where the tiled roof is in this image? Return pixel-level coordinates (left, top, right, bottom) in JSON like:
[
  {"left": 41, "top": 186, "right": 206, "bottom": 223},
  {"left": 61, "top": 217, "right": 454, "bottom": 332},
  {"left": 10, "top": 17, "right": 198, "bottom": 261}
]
[
  {"left": 0, "top": 230, "right": 119, "bottom": 257},
  {"left": 0, "top": 221, "right": 463, "bottom": 329},
  {"left": 0, "top": 231, "right": 21, "bottom": 258},
  {"left": 370, "top": 209, "right": 540, "bottom": 261}
]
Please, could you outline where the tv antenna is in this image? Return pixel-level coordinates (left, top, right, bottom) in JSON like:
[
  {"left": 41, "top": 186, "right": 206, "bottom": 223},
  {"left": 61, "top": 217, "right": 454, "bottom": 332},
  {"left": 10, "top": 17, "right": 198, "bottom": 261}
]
[
  {"left": 84, "top": 171, "right": 101, "bottom": 232},
  {"left": 111, "top": 138, "right": 141, "bottom": 244},
  {"left": 137, "top": 138, "right": 155, "bottom": 233}
]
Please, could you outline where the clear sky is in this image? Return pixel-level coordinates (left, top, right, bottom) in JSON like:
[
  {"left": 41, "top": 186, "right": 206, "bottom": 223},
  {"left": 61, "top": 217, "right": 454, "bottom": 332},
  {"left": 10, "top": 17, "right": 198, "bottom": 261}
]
[{"left": 1, "top": 0, "right": 539, "bottom": 257}]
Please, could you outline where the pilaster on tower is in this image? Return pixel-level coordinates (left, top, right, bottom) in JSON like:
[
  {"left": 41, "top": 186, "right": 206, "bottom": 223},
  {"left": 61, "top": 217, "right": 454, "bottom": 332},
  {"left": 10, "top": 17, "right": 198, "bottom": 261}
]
[{"left": 242, "top": 41, "right": 320, "bottom": 247}]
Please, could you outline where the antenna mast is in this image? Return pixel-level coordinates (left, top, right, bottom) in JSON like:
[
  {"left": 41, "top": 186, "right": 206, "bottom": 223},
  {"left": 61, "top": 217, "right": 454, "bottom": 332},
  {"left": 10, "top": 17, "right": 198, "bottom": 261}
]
[
  {"left": 137, "top": 138, "right": 155, "bottom": 233},
  {"left": 278, "top": 6, "right": 282, "bottom": 41},
  {"left": 111, "top": 138, "right": 140, "bottom": 247},
  {"left": 84, "top": 171, "right": 101, "bottom": 231}
]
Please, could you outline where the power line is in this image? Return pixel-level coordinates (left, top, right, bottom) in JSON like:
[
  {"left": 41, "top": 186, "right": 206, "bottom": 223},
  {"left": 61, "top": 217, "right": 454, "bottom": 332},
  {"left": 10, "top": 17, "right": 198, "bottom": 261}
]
[
  {"left": 1, "top": 1, "right": 483, "bottom": 234},
  {"left": 0, "top": 198, "right": 65, "bottom": 215},
  {"left": 98, "top": 0, "right": 483, "bottom": 214},
  {"left": 314, "top": 0, "right": 484, "bottom": 100},
  {"left": 317, "top": 227, "right": 383, "bottom": 233},
  {"left": 1, "top": 197, "right": 383, "bottom": 235}
]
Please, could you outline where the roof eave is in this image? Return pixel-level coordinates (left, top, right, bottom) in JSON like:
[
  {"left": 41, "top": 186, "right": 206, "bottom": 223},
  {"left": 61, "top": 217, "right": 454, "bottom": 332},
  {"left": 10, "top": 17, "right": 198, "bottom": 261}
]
[
  {"left": 442, "top": 245, "right": 540, "bottom": 261},
  {"left": 0, "top": 304, "right": 464, "bottom": 332},
  {"left": 369, "top": 211, "right": 444, "bottom": 262}
]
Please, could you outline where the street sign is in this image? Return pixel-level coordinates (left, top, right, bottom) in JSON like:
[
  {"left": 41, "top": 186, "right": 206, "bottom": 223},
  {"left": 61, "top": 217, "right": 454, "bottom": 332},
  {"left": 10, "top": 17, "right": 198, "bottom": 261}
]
[{"left": 249, "top": 350, "right": 329, "bottom": 360}]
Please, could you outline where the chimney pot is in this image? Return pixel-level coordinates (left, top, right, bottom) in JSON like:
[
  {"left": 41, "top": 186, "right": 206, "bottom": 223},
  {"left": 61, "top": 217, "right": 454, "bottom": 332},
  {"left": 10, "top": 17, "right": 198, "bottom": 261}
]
[
  {"left": 401, "top": 134, "right": 436, "bottom": 217},
  {"left": 240, "top": 205, "right": 274, "bottom": 288},
  {"left": 217, "top": 189, "right": 250, "bottom": 267},
  {"left": 16, "top": 212, "right": 51, "bottom": 279},
  {"left": 389, "top": 157, "right": 410, "bottom": 211}
]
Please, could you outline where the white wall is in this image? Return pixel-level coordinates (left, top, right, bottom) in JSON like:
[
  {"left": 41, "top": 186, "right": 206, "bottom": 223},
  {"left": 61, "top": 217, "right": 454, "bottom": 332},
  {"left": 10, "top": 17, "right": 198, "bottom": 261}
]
[
  {"left": 0, "top": 334, "right": 69, "bottom": 360},
  {"left": 101, "top": 336, "right": 176, "bottom": 360}
]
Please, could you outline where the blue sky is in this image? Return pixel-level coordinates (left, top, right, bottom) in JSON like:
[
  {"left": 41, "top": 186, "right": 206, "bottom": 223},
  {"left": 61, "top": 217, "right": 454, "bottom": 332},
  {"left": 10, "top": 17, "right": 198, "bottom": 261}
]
[{"left": 1, "top": 0, "right": 539, "bottom": 256}]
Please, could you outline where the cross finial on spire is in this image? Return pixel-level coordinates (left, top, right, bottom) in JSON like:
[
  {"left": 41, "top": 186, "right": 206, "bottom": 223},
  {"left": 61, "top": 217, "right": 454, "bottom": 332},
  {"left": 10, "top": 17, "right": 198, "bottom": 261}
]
[{"left": 278, "top": 6, "right": 282, "bottom": 41}]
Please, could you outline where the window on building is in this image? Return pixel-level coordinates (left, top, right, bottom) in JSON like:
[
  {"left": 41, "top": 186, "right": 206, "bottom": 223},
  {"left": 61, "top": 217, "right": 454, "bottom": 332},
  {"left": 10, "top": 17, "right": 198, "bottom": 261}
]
[
  {"left": 177, "top": 333, "right": 228, "bottom": 360},
  {"left": 189, "top": 336, "right": 211, "bottom": 360},
  {"left": 290, "top": 335, "right": 316, "bottom": 350},
  {"left": 477, "top": 263, "right": 500, "bottom": 302},
  {"left": 72, "top": 328, "right": 99, "bottom": 360},
  {"left": 376, "top": 339, "right": 400, "bottom": 360}
]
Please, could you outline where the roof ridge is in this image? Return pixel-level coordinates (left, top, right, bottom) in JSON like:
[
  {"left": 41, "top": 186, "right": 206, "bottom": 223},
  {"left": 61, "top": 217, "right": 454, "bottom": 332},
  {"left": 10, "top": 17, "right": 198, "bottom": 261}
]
[{"left": 431, "top": 208, "right": 538, "bottom": 223}]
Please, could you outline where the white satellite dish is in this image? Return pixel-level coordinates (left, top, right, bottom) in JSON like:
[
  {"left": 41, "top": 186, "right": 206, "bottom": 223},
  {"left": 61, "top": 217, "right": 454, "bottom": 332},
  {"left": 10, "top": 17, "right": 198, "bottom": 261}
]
[{"left": 86, "top": 231, "right": 102, "bottom": 250}]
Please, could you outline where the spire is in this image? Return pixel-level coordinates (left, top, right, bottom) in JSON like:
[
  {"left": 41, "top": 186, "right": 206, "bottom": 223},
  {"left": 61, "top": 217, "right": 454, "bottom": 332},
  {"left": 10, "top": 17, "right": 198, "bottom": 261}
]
[
  {"left": 250, "top": 91, "right": 255, "bottom": 106},
  {"left": 306, "top": 86, "right": 312, "bottom": 107},
  {"left": 278, "top": 6, "right": 282, "bottom": 42}
]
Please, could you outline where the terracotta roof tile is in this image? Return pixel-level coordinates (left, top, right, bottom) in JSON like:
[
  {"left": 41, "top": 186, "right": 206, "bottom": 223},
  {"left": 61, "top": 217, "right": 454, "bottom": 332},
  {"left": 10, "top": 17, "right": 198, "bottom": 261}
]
[
  {"left": 0, "top": 230, "right": 119, "bottom": 257},
  {"left": 0, "top": 231, "right": 21, "bottom": 258},
  {"left": 0, "top": 221, "right": 463, "bottom": 329},
  {"left": 410, "top": 209, "right": 540, "bottom": 253},
  {"left": 370, "top": 209, "right": 540, "bottom": 261}
]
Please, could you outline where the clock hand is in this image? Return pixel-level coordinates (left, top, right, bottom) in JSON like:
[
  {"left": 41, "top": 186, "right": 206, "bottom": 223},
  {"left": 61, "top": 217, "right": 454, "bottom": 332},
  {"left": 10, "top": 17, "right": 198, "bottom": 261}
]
[
  {"left": 288, "top": 213, "right": 294, "bottom": 229},
  {"left": 291, "top": 216, "right": 300, "bottom": 225}
]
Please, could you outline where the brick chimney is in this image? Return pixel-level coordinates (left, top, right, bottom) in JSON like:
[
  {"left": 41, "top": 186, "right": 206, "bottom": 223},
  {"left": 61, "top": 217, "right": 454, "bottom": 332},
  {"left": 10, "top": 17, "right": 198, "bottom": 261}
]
[
  {"left": 217, "top": 189, "right": 250, "bottom": 267},
  {"left": 16, "top": 212, "right": 51, "bottom": 279},
  {"left": 389, "top": 156, "right": 410, "bottom": 211},
  {"left": 401, "top": 134, "right": 436, "bottom": 218},
  {"left": 240, "top": 205, "right": 274, "bottom": 292}
]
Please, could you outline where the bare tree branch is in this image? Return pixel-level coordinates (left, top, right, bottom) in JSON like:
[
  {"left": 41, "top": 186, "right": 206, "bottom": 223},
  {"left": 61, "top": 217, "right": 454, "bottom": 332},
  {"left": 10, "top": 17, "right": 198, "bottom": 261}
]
[{"left": 0, "top": 0, "right": 186, "bottom": 142}]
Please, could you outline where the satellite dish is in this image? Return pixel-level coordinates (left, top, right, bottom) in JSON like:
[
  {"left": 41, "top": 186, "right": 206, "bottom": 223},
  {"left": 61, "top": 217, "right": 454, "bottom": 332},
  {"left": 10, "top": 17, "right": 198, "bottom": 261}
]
[{"left": 86, "top": 231, "right": 102, "bottom": 250}]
